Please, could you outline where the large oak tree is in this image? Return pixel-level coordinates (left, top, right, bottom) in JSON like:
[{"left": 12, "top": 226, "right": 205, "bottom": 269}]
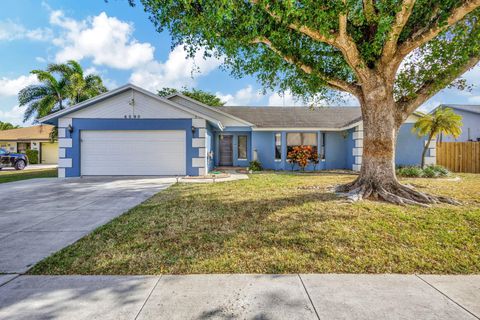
[{"left": 133, "top": 0, "right": 480, "bottom": 205}]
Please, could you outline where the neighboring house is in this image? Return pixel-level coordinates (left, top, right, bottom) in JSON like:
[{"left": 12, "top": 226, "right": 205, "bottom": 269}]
[
  {"left": 0, "top": 125, "right": 58, "bottom": 164},
  {"left": 39, "top": 84, "right": 432, "bottom": 177},
  {"left": 434, "top": 105, "right": 480, "bottom": 142}
]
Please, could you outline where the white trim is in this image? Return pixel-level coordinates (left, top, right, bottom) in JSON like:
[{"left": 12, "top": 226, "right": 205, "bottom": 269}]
[
  {"left": 58, "top": 118, "right": 72, "bottom": 128},
  {"left": 58, "top": 168, "right": 66, "bottom": 178},
  {"left": 355, "top": 156, "right": 362, "bottom": 165},
  {"left": 58, "top": 158, "right": 72, "bottom": 168},
  {"left": 192, "top": 138, "right": 205, "bottom": 148},
  {"left": 59, "top": 138, "right": 72, "bottom": 148},
  {"left": 429, "top": 148, "right": 436, "bottom": 157},
  {"left": 353, "top": 147, "right": 363, "bottom": 156},
  {"left": 425, "top": 139, "right": 436, "bottom": 148},
  {"left": 355, "top": 139, "right": 363, "bottom": 148},
  {"left": 58, "top": 148, "right": 66, "bottom": 158},
  {"left": 198, "top": 128, "right": 206, "bottom": 138},
  {"left": 198, "top": 167, "right": 206, "bottom": 176},
  {"left": 166, "top": 92, "right": 254, "bottom": 126},
  {"left": 424, "top": 156, "right": 436, "bottom": 165},
  {"left": 352, "top": 164, "right": 361, "bottom": 171},
  {"left": 192, "top": 158, "right": 205, "bottom": 168},
  {"left": 38, "top": 84, "right": 225, "bottom": 130},
  {"left": 192, "top": 118, "right": 206, "bottom": 128},
  {"left": 353, "top": 131, "right": 363, "bottom": 140},
  {"left": 251, "top": 121, "right": 362, "bottom": 132},
  {"left": 58, "top": 128, "right": 66, "bottom": 138},
  {"left": 198, "top": 147, "right": 206, "bottom": 157}
]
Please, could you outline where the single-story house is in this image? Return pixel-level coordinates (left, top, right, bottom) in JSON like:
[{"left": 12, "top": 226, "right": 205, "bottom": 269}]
[
  {"left": 39, "top": 84, "right": 434, "bottom": 177},
  {"left": 0, "top": 125, "right": 58, "bottom": 164},
  {"left": 435, "top": 105, "right": 480, "bottom": 142}
]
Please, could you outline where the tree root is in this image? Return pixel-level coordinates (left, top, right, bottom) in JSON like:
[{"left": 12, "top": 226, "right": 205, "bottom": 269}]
[{"left": 336, "top": 179, "right": 460, "bottom": 206}]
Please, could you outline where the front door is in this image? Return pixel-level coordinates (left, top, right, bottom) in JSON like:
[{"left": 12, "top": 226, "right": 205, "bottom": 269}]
[{"left": 219, "top": 135, "right": 233, "bottom": 166}]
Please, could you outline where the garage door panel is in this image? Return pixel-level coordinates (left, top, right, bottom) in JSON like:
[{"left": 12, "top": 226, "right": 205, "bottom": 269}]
[{"left": 80, "top": 130, "right": 186, "bottom": 176}]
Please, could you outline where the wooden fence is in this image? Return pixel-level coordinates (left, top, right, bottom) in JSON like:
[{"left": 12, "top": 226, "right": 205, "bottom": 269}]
[{"left": 436, "top": 142, "right": 480, "bottom": 173}]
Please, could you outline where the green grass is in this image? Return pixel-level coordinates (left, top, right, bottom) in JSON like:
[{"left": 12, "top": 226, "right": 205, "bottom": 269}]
[
  {"left": 29, "top": 173, "right": 480, "bottom": 275},
  {"left": 0, "top": 169, "right": 57, "bottom": 184}
]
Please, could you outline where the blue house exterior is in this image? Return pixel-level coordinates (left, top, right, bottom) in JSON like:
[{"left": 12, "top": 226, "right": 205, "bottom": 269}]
[
  {"left": 39, "top": 84, "right": 432, "bottom": 177},
  {"left": 435, "top": 105, "right": 480, "bottom": 142}
]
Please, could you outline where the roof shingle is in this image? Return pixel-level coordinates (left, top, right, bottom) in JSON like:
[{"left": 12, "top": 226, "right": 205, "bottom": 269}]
[
  {"left": 0, "top": 125, "right": 54, "bottom": 141},
  {"left": 216, "top": 106, "right": 362, "bottom": 129}
]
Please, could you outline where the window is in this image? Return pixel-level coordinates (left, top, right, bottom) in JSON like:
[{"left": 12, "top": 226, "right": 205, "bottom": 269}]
[
  {"left": 320, "top": 132, "right": 326, "bottom": 160},
  {"left": 238, "top": 135, "right": 247, "bottom": 160},
  {"left": 287, "top": 133, "right": 318, "bottom": 157},
  {"left": 274, "top": 133, "right": 282, "bottom": 160}
]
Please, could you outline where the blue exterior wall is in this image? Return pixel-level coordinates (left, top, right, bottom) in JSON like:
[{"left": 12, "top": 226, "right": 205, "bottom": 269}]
[
  {"left": 395, "top": 123, "right": 425, "bottom": 167},
  {"left": 213, "top": 128, "right": 252, "bottom": 167},
  {"left": 248, "top": 130, "right": 352, "bottom": 171},
  {"left": 63, "top": 118, "right": 198, "bottom": 177},
  {"left": 206, "top": 123, "right": 215, "bottom": 171},
  {"left": 441, "top": 109, "right": 480, "bottom": 142},
  {"left": 345, "top": 128, "right": 355, "bottom": 169}
]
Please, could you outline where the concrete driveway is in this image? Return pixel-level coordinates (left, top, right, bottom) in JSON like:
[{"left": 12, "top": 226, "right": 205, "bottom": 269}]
[{"left": 0, "top": 177, "right": 174, "bottom": 274}]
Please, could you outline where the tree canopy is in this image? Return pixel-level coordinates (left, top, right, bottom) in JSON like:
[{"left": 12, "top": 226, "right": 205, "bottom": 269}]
[
  {"left": 157, "top": 87, "right": 225, "bottom": 106},
  {"left": 135, "top": 0, "right": 480, "bottom": 114},
  {"left": 19, "top": 60, "right": 107, "bottom": 121},
  {"left": 0, "top": 121, "right": 20, "bottom": 131}
]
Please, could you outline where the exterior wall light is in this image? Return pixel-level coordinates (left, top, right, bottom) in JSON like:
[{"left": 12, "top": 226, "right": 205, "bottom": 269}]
[
  {"left": 68, "top": 124, "right": 74, "bottom": 134},
  {"left": 192, "top": 126, "right": 196, "bottom": 135}
]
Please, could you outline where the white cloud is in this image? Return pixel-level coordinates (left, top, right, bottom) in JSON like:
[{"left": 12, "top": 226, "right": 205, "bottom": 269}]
[
  {"left": 0, "top": 20, "right": 52, "bottom": 41},
  {"left": 268, "top": 91, "right": 300, "bottom": 106},
  {"left": 0, "top": 105, "right": 25, "bottom": 126},
  {"left": 216, "top": 85, "right": 263, "bottom": 106},
  {"left": 0, "top": 74, "right": 39, "bottom": 97},
  {"left": 51, "top": 11, "right": 154, "bottom": 69},
  {"left": 129, "top": 46, "right": 222, "bottom": 91}
]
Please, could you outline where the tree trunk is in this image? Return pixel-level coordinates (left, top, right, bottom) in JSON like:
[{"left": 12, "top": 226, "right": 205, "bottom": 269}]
[{"left": 336, "top": 82, "right": 458, "bottom": 206}]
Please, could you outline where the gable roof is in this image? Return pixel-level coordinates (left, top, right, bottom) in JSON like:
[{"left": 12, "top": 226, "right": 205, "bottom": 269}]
[
  {"left": 0, "top": 125, "right": 54, "bottom": 141},
  {"left": 439, "top": 104, "right": 480, "bottom": 115},
  {"left": 38, "top": 84, "right": 225, "bottom": 129},
  {"left": 216, "top": 106, "right": 362, "bottom": 129},
  {"left": 166, "top": 93, "right": 254, "bottom": 126}
]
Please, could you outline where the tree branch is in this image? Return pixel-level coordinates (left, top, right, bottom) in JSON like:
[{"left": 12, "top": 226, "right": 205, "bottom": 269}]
[
  {"left": 363, "top": 0, "right": 378, "bottom": 24},
  {"left": 381, "top": 0, "right": 416, "bottom": 63},
  {"left": 397, "top": 0, "right": 480, "bottom": 58},
  {"left": 251, "top": 1, "right": 369, "bottom": 81},
  {"left": 252, "top": 37, "right": 362, "bottom": 97},
  {"left": 397, "top": 55, "right": 480, "bottom": 115}
]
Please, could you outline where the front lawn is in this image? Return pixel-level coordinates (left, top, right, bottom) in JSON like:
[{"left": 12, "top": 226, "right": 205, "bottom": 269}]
[
  {"left": 0, "top": 169, "right": 57, "bottom": 184},
  {"left": 30, "top": 173, "right": 480, "bottom": 275}
]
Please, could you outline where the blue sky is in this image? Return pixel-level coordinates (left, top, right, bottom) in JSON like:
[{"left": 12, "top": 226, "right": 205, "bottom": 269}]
[{"left": 1, "top": 0, "right": 479, "bottom": 126}]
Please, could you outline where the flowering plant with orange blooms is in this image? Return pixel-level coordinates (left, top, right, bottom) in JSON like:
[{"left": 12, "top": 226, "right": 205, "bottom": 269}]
[{"left": 287, "top": 145, "right": 315, "bottom": 171}]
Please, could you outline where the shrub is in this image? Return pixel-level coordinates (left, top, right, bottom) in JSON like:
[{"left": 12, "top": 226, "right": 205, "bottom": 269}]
[
  {"left": 396, "top": 166, "right": 423, "bottom": 177},
  {"left": 427, "top": 165, "right": 450, "bottom": 177},
  {"left": 422, "top": 166, "right": 436, "bottom": 178},
  {"left": 248, "top": 160, "right": 263, "bottom": 172},
  {"left": 396, "top": 165, "right": 450, "bottom": 178},
  {"left": 310, "top": 151, "right": 319, "bottom": 171},
  {"left": 287, "top": 145, "right": 314, "bottom": 171},
  {"left": 26, "top": 149, "right": 39, "bottom": 164}
]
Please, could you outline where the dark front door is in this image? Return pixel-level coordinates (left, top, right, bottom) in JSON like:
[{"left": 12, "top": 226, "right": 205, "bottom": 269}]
[{"left": 219, "top": 135, "right": 233, "bottom": 166}]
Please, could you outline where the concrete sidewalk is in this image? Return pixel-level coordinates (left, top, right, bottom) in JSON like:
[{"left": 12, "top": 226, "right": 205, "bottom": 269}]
[{"left": 0, "top": 274, "right": 478, "bottom": 319}]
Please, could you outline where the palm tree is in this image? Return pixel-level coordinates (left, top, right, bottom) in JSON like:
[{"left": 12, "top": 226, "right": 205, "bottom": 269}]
[
  {"left": 18, "top": 70, "right": 67, "bottom": 122},
  {"left": 18, "top": 60, "right": 108, "bottom": 123},
  {"left": 0, "top": 121, "right": 19, "bottom": 130},
  {"left": 48, "top": 60, "right": 107, "bottom": 104},
  {"left": 413, "top": 108, "right": 463, "bottom": 168}
]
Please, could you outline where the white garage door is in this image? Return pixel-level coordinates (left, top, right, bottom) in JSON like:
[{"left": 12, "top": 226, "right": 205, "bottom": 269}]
[{"left": 81, "top": 130, "right": 186, "bottom": 176}]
